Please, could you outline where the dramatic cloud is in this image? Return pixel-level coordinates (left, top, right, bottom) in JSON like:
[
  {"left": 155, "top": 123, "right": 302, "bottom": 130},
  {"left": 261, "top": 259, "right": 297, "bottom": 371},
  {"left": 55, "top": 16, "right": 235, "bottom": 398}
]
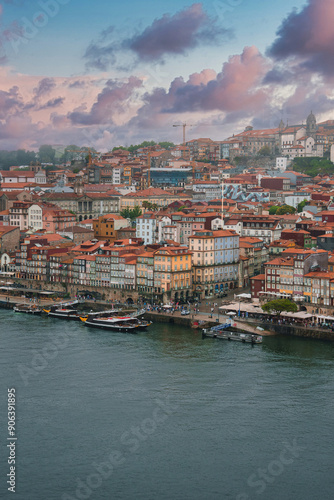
[
  {"left": 268, "top": 0, "right": 334, "bottom": 76},
  {"left": 84, "top": 4, "right": 231, "bottom": 70},
  {"left": 262, "top": 68, "right": 296, "bottom": 85},
  {"left": 139, "top": 46, "right": 269, "bottom": 116},
  {"left": 0, "top": 85, "right": 23, "bottom": 118},
  {"left": 33, "top": 78, "right": 56, "bottom": 98},
  {"left": 67, "top": 76, "right": 142, "bottom": 125},
  {"left": 38, "top": 97, "right": 65, "bottom": 110},
  {"left": 126, "top": 3, "right": 230, "bottom": 62}
]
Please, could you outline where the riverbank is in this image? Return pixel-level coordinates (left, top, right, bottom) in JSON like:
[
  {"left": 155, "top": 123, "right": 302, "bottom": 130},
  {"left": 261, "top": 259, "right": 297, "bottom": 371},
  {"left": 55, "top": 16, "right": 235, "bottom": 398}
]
[{"left": 2, "top": 292, "right": 334, "bottom": 341}]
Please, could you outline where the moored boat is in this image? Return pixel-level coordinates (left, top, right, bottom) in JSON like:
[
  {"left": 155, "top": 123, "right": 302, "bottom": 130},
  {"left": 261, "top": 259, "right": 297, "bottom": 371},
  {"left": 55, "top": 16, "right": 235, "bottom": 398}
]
[
  {"left": 43, "top": 300, "right": 87, "bottom": 320},
  {"left": 44, "top": 306, "right": 85, "bottom": 321},
  {"left": 80, "top": 313, "right": 152, "bottom": 332},
  {"left": 202, "top": 328, "right": 262, "bottom": 344},
  {"left": 13, "top": 303, "right": 42, "bottom": 315}
]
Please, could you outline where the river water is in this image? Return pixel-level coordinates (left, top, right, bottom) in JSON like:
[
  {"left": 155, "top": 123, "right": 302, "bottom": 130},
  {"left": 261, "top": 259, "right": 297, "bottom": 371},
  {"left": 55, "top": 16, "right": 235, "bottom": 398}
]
[{"left": 1, "top": 309, "right": 334, "bottom": 500}]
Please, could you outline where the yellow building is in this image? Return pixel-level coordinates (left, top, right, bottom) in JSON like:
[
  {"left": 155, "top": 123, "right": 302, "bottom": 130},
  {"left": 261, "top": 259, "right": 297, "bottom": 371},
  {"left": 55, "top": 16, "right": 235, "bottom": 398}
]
[
  {"left": 136, "top": 251, "right": 154, "bottom": 298},
  {"left": 189, "top": 230, "right": 239, "bottom": 298},
  {"left": 120, "top": 187, "right": 188, "bottom": 211},
  {"left": 123, "top": 165, "right": 132, "bottom": 185},
  {"left": 93, "top": 214, "right": 129, "bottom": 241},
  {"left": 153, "top": 246, "right": 192, "bottom": 302}
]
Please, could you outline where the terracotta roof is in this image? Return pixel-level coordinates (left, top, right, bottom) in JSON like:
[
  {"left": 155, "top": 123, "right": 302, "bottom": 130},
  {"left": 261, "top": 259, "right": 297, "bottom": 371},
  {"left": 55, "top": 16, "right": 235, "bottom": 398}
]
[
  {"left": 265, "top": 257, "right": 294, "bottom": 266},
  {"left": 123, "top": 187, "right": 175, "bottom": 197},
  {"left": 250, "top": 274, "right": 265, "bottom": 281},
  {"left": 304, "top": 271, "right": 334, "bottom": 278}
]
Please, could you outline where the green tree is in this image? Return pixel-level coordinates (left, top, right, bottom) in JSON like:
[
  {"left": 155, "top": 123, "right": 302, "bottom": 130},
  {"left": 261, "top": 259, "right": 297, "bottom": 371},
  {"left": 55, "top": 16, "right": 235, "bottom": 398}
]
[
  {"left": 291, "top": 157, "right": 334, "bottom": 177},
  {"left": 276, "top": 205, "right": 296, "bottom": 215},
  {"left": 158, "top": 142, "right": 175, "bottom": 149},
  {"left": 262, "top": 299, "right": 298, "bottom": 315},
  {"left": 142, "top": 201, "right": 153, "bottom": 210},
  {"left": 257, "top": 146, "right": 271, "bottom": 156},
  {"left": 0, "top": 149, "right": 36, "bottom": 169},
  {"left": 127, "top": 141, "right": 156, "bottom": 153},
  {"left": 297, "top": 199, "right": 308, "bottom": 213},
  {"left": 16, "top": 149, "right": 36, "bottom": 165},
  {"left": 120, "top": 206, "right": 142, "bottom": 222},
  {"left": 38, "top": 144, "right": 56, "bottom": 164},
  {"left": 269, "top": 205, "right": 279, "bottom": 215}
]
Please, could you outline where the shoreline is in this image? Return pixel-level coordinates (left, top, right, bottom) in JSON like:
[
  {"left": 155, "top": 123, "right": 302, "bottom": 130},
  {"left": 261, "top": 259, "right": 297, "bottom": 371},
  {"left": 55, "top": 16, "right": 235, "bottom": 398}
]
[{"left": 2, "top": 293, "right": 334, "bottom": 341}]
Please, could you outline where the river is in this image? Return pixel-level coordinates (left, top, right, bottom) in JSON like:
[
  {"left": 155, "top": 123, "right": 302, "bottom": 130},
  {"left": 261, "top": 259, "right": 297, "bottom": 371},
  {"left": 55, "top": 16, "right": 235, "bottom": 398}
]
[{"left": 1, "top": 309, "right": 334, "bottom": 499}]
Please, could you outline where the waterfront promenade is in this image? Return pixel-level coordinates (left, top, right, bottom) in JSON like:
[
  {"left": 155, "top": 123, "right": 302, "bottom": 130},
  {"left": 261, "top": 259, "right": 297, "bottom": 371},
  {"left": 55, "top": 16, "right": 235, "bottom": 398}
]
[{"left": 2, "top": 290, "right": 334, "bottom": 340}]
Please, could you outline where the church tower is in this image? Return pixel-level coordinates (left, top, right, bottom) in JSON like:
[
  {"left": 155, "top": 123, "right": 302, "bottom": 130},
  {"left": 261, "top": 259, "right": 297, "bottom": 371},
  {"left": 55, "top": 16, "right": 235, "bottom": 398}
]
[
  {"left": 306, "top": 111, "right": 317, "bottom": 137},
  {"left": 74, "top": 176, "right": 84, "bottom": 195}
]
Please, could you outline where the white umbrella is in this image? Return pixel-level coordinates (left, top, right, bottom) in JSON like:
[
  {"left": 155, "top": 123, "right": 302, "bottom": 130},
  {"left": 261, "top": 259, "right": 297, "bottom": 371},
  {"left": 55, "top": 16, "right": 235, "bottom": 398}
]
[{"left": 226, "top": 311, "right": 236, "bottom": 316}]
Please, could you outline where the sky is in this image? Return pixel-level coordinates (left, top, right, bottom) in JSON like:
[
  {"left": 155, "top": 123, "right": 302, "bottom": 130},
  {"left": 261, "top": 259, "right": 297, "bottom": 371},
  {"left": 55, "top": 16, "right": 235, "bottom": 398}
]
[{"left": 0, "top": 0, "right": 334, "bottom": 151}]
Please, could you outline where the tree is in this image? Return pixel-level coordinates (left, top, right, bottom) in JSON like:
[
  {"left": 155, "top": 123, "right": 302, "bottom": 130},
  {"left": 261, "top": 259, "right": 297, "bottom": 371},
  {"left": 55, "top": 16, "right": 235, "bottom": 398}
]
[
  {"left": 276, "top": 205, "right": 296, "bottom": 215},
  {"left": 0, "top": 149, "right": 36, "bottom": 169},
  {"left": 142, "top": 201, "right": 153, "bottom": 210},
  {"left": 297, "top": 199, "right": 308, "bottom": 213},
  {"left": 269, "top": 205, "right": 279, "bottom": 215},
  {"left": 127, "top": 141, "right": 156, "bottom": 153},
  {"left": 120, "top": 206, "right": 142, "bottom": 222},
  {"left": 262, "top": 299, "right": 298, "bottom": 315},
  {"left": 158, "top": 142, "right": 175, "bottom": 149},
  {"left": 38, "top": 145, "right": 56, "bottom": 164},
  {"left": 292, "top": 157, "right": 334, "bottom": 177},
  {"left": 257, "top": 146, "right": 271, "bottom": 156}
]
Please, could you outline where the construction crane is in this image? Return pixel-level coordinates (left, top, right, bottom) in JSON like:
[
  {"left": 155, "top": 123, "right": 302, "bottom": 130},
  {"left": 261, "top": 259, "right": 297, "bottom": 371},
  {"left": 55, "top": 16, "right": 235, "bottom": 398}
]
[{"left": 173, "top": 123, "right": 193, "bottom": 146}]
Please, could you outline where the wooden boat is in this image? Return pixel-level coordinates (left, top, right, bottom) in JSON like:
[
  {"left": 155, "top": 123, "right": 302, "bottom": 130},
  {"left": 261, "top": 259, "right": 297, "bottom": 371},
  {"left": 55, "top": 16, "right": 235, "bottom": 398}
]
[
  {"left": 80, "top": 313, "right": 151, "bottom": 332},
  {"left": 43, "top": 305, "right": 85, "bottom": 321},
  {"left": 43, "top": 300, "right": 87, "bottom": 320},
  {"left": 13, "top": 303, "right": 42, "bottom": 315}
]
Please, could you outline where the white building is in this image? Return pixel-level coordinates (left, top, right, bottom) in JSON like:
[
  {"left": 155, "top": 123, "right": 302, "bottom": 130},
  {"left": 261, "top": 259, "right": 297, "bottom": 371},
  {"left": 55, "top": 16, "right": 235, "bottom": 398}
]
[
  {"left": 284, "top": 194, "right": 311, "bottom": 209},
  {"left": 223, "top": 220, "right": 242, "bottom": 235},
  {"left": 161, "top": 224, "right": 180, "bottom": 243},
  {"left": 136, "top": 213, "right": 157, "bottom": 245},
  {"left": 157, "top": 216, "right": 172, "bottom": 242},
  {"left": 276, "top": 157, "right": 288, "bottom": 170},
  {"left": 112, "top": 166, "right": 123, "bottom": 184},
  {"left": 211, "top": 217, "right": 224, "bottom": 231},
  {"left": 34, "top": 170, "right": 47, "bottom": 184},
  {"left": 28, "top": 204, "right": 43, "bottom": 231}
]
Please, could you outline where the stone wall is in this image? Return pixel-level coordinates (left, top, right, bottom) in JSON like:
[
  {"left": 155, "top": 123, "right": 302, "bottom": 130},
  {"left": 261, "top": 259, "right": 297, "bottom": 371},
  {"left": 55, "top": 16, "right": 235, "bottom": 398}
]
[{"left": 260, "top": 321, "right": 334, "bottom": 341}]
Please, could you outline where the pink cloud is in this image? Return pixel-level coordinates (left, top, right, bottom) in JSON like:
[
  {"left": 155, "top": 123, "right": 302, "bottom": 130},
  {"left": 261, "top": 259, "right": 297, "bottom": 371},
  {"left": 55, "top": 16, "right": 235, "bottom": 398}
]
[{"left": 268, "top": 0, "right": 334, "bottom": 76}]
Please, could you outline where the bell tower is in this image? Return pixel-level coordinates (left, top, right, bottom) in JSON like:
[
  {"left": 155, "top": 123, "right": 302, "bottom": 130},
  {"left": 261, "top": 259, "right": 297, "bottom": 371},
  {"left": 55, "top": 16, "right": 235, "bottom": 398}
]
[
  {"left": 74, "top": 176, "right": 84, "bottom": 195},
  {"left": 306, "top": 111, "right": 317, "bottom": 137}
]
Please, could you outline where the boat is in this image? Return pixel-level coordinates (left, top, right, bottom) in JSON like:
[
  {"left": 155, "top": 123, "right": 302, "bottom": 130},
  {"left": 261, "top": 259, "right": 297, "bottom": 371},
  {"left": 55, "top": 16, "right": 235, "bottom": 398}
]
[
  {"left": 80, "top": 313, "right": 152, "bottom": 332},
  {"left": 43, "top": 305, "right": 85, "bottom": 321},
  {"left": 202, "top": 327, "right": 262, "bottom": 344},
  {"left": 43, "top": 300, "right": 87, "bottom": 320},
  {"left": 13, "top": 303, "right": 42, "bottom": 315}
]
